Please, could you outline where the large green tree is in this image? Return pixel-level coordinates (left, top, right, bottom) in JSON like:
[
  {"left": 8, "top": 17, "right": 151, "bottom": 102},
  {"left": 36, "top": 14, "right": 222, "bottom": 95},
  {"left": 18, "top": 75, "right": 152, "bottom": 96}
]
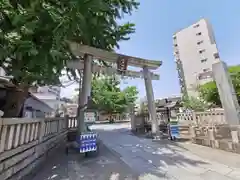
[
  {"left": 199, "top": 65, "right": 240, "bottom": 107},
  {"left": 90, "top": 76, "right": 138, "bottom": 116},
  {"left": 181, "top": 95, "right": 209, "bottom": 111},
  {"left": 0, "top": 0, "right": 139, "bottom": 116}
]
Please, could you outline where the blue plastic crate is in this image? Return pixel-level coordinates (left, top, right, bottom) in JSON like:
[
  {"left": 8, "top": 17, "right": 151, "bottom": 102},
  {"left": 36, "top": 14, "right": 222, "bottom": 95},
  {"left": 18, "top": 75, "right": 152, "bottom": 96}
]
[
  {"left": 77, "top": 133, "right": 98, "bottom": 153},
  {"left": 170, "top": 125, "right": 180, "bottom": 138}
]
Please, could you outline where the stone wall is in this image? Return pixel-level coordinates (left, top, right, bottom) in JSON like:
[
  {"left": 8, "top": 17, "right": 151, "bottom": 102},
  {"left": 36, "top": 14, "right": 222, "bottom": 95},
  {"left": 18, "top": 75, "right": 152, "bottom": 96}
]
[
  {"left": 176, "top": 111, "right": 240, "bottom": 154},
  {"left": 189, "top": 125, "right": 240, "bottom": 154},
  {"left": 0, "top": 117, "right": 68, "bottom": 180}
]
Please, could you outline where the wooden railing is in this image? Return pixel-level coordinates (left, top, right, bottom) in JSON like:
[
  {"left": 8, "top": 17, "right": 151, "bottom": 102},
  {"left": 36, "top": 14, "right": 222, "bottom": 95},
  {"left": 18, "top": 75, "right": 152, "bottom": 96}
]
[{"left": 0, "top": 117, "right": 68, "bottom": 180}]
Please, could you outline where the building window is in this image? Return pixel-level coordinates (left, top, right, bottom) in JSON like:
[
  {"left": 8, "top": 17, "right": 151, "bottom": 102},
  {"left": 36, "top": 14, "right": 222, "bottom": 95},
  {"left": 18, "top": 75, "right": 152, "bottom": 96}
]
[
  {"left": 199, "top": 49, "right": 205, "bottom": 54},
  {"left": 174, "top": 44, "right": 178, "bottom": 47},
  {"left": 196, "top": 32, "right": 202, "bottom": 36},
  {"left": 201, "top": 58, "right": 207, "bottom": 63},
  {"left": 194, "top": 24, "right": 200, "bottom": 28},
  {"left": 214, "top": 53, "right": 220, "bottom": 59},
  {"left": 197, "top": 40, "right": 203, "bottom": 45},
  {"left": 173, "top": 36, "right": 176, "bottom": 40},
  {"left": 198, "top": 72, "right": 213, "bottom": 80},
  {"left": 203, "top": 68, "right": 210, "bottom": 72}
]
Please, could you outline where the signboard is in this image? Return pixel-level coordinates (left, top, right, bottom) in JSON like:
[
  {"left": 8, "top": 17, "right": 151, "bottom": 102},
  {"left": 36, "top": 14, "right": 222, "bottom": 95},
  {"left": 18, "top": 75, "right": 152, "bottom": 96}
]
[
  {"left": 169, "top": 121, "right": 180, "bottom": 139},
  {"left": 84, "top": 111, "right": 97, "bottom": 123},
  {"left": 117, "top": 56, "right": 128, "bottom": 74},
  {"left": 78, "top": 133, "right": 98, "bottom": 153}
]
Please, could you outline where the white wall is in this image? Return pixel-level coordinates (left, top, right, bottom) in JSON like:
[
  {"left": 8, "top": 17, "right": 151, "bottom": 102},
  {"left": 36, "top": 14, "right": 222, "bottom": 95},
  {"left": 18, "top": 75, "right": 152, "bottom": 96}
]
[
  {"left": 33, "top": 86, "right": 61, "bottom": 110},
  {"left": 0, "top": 68, "right": 6, "bottom": 76},
  {"left": 32, "top": 94, "right": 60, "bottom": 110}
]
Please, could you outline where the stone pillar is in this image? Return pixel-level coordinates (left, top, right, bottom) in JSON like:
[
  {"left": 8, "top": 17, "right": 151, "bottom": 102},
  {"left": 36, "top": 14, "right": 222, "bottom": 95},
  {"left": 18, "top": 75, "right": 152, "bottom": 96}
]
[
  {"left": 212, "top": 61, "right": 240, "bottom": 125},
  {"left": 143, "top": 67, "right": 158, "bottom": 135},
  {"left": 65, "top": 114, "right": 69, "bottom": 131},
  {"left": 77, "top": 54, "right": 93, "bottom": 135},
  {"left": 231, "top": 131, "right": 239, "bottom": 143},
  {"left": 207, "top": 128, "right": 215, "bottom": 141},
  {"left": 77, "top": 70, "right": 82, "bottom": 117},
  {"left": 130, "top": 105, "right": 136, "bottom": 132},
  {"left": 189, "top": 126, "right": 196, "bottom": 138}
]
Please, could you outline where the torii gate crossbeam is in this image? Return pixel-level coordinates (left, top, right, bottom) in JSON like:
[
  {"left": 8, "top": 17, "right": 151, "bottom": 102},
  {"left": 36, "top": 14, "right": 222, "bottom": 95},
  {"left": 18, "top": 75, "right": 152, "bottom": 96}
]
[{"left": 67, "top": 42, "right": 162, "bottom": 137}]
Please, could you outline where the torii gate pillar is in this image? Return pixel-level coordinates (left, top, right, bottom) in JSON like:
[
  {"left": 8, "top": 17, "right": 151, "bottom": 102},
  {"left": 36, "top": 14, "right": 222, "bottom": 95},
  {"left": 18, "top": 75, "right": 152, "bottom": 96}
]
[
  {"left": 77, "top": 54, "right": 93, "bottom": 135},
  {"left": 143, "top": 67, "right": 158, "bottom": 135}
]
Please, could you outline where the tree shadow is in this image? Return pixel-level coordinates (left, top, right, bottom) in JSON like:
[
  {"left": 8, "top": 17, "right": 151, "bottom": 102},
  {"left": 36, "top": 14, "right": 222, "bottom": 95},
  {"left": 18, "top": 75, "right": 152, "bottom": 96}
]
[
  {"left": 96, "top": 127, "right": 211, "bottom": 179},
  {"left": 30, "top": 142, "right": 140, "bottom": 180},
  {"left": 30, "top": 126, "right": 211, "bottom": 180}
]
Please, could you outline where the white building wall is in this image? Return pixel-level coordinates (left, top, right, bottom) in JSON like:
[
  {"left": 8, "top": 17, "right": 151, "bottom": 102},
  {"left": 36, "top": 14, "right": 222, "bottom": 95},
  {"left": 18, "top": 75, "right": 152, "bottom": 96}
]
[
  {"left": 0, "top": 67, "right": 61, "bottom": 111},
  {"left": 0, "top": 68, "right": 6, "bottom": 76},
  {"left": 32, "top": 94, "right": 60, "bottom": 110},
  {"left": 30, "top": 86, "right": 61, "bottom": 111},
  {"left": 173, "top": 19, "right": 220, "bottom": 97}
]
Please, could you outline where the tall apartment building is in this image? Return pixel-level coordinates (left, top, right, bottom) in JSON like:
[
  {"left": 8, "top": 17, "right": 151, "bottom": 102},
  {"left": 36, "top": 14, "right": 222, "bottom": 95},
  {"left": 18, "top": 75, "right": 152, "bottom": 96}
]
[{"left": 173, "top": 19, "right": 220, "bottom": 97}]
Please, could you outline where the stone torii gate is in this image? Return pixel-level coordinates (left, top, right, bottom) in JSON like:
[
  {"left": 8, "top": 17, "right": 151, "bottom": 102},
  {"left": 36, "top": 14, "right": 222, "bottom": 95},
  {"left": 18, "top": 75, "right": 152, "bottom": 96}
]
[{"left": 67, "top": 42, "right": 162, "bottom": 136}]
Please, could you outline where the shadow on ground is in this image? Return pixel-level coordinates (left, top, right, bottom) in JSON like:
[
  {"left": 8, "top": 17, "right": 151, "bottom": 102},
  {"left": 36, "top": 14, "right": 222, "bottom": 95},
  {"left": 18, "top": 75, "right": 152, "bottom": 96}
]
[
  {"left": 30, "top": 141, "right": 139, "bottom": 180},
  {"left": 31, "top": 125, "right": 212, "bottom": 180},
  {"left": 95, "top": 127, "right": 210, "bottom": 179}
]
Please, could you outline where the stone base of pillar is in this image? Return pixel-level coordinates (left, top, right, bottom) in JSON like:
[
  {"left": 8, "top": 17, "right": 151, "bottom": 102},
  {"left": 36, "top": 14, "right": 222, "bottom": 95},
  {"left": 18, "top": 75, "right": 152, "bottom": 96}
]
[{"left": 151, "top": 131, "right": 165, "bottom": 141}]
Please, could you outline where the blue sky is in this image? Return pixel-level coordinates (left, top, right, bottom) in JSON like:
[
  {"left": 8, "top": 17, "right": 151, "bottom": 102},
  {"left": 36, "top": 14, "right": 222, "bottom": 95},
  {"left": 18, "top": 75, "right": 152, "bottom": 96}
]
[{"left": 61, "top": 0, "right": 240, "bottom": 99}]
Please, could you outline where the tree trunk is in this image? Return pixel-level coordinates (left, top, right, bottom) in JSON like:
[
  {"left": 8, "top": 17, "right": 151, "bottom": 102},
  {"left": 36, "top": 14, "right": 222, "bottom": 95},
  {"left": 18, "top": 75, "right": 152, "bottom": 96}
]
[
  {"left": 109, "top": 113, "right": 114, "bottom": 123},
  {"left": 3, "top": 85, "right": 29, "bottom": 117}
]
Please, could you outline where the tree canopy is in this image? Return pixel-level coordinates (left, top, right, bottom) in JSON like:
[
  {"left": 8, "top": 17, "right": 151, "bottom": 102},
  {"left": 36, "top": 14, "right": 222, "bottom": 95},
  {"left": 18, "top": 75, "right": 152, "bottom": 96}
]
[
  {"left": 0, "top": 0, "right": 139, "bottom": 116},
  {"left": 199, "top": 65, "right": 240, "bottom": 107},
  {"left": 181, "top": 95, "right": 209, "bottom": 111},
  {"left": 90, "top": 76, "right": 138, "bottom": 115}
]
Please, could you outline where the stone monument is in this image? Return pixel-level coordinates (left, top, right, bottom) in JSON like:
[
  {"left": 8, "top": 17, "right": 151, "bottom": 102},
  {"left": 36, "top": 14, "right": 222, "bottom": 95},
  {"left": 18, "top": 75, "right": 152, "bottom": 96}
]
[{"left": 212, "top": 61, "right": 240, "bottom": 125}]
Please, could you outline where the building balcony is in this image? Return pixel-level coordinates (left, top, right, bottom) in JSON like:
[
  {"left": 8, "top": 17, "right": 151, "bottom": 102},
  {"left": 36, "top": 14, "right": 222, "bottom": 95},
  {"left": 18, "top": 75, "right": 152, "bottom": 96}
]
[
  {"left": 176, "top": 64, "right": 183, "bottom": 70},
  {"left": 178, "top": 73, "right": 183, "bottom": 79},
  {"left": 173, "top": 35, "right": 177, "bottom": 44},
  {"left": 174, "top": 53, "right": 180, "bottom": 60},
  {"left": 174, "top": 51, "right": 179, "bottom": 56}
]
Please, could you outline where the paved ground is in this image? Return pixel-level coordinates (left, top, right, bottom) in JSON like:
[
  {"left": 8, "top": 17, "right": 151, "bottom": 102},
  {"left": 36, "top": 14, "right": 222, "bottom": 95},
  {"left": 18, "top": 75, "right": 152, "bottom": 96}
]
[
  {"left": 33, "top": 123, "right": 240, "bottom": 180},
  {"left": 91, "top": 123, "right": 240, "bottom": 180},
  {"left": 31, "top": 140, "right": 138, "bottom": 180}
]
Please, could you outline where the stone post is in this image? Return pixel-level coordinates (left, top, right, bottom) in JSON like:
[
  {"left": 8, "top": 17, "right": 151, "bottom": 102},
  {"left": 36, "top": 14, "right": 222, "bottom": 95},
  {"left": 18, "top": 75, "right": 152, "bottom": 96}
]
[
  {"left": 231, "top": 131, "right": 239, "bottom": 144},
  {"left": 39, "top": 120, "right": 46, "bottom": 142},
  {"left": 212, "top": 61, "right": 240, "bottom": 125},
  {"left": 192, "top": 112, "right": 197, "bottom": 125},
  {"left": 189, "top": 126, "right": 196, "bottom": 139},
  {"left": 207, "top": 128, "right": 215, "bottom": 141},
  {"left": 65, "top": 115, "right": 69, "bottom": 131},
  {"left": 130, "top": 105, "right": 136, "bottom": 132}
]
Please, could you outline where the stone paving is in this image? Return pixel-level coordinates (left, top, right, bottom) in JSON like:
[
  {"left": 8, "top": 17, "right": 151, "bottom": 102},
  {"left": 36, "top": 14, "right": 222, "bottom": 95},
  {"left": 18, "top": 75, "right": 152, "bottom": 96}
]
[
  {"left": 32, "top": 123, "right": 240, "bottom": 180},
  {"left": 92, "top": 123, "right": 240, "bottom": 180},
  {"left": 31, "top": 142, "right": 138, "bottom": 180}
]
